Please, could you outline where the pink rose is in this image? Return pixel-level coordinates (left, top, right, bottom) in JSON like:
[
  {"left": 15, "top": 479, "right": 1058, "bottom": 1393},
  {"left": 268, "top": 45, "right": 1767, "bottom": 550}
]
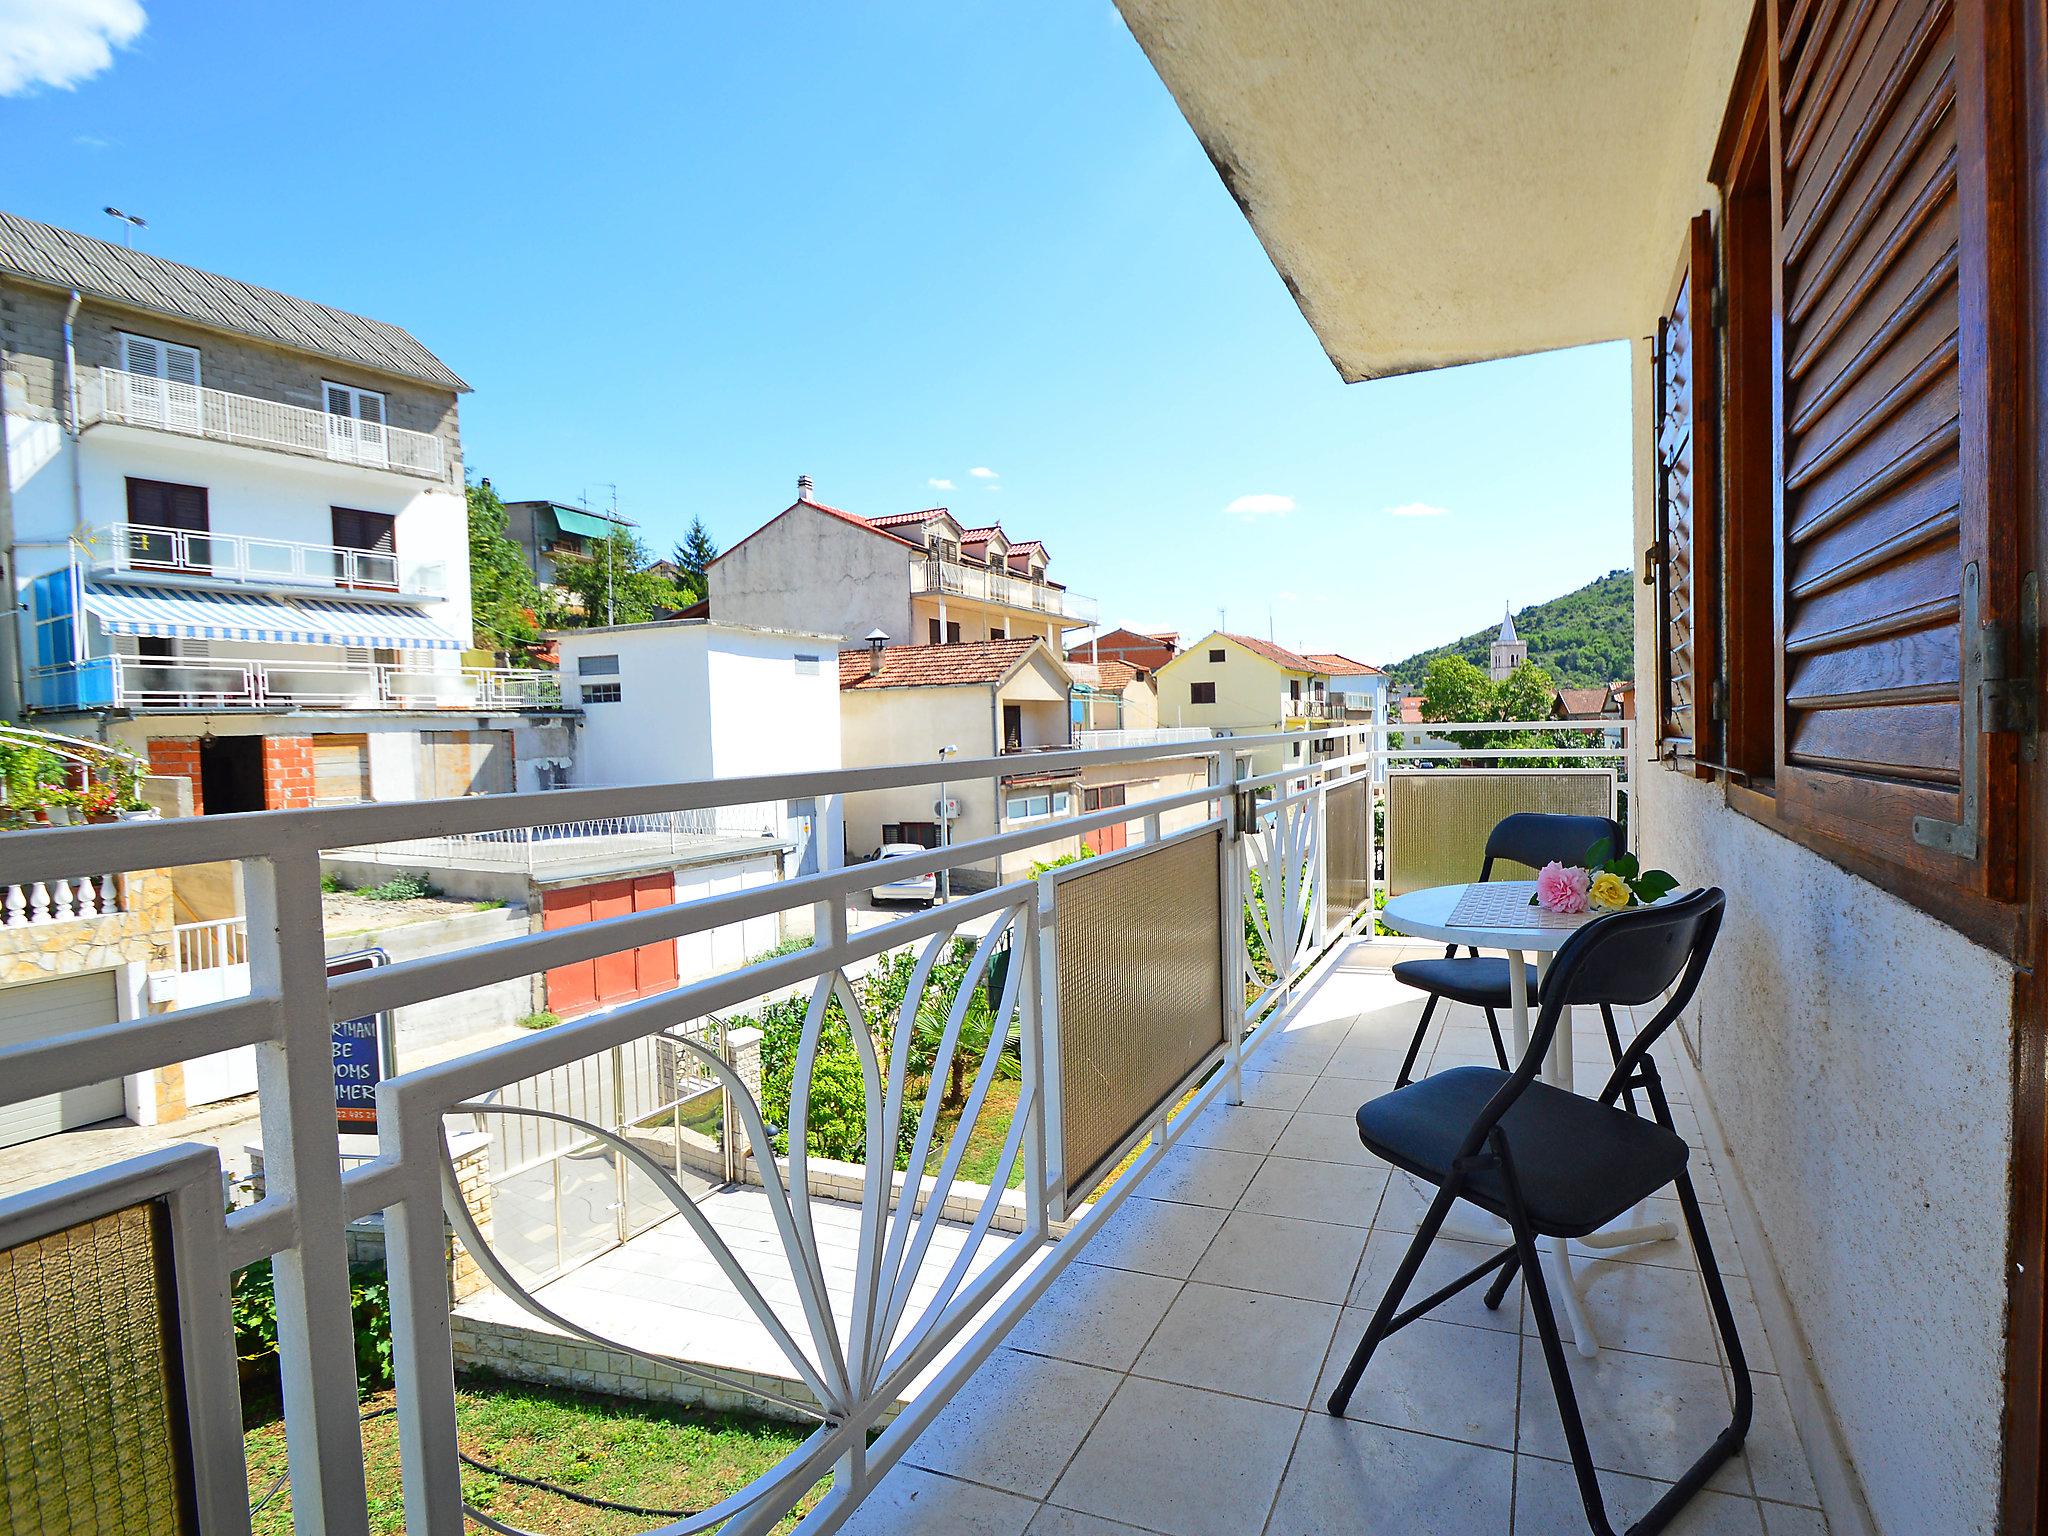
[{"left": 1534, "top": 861, "right": 1591, "bottom": 914}]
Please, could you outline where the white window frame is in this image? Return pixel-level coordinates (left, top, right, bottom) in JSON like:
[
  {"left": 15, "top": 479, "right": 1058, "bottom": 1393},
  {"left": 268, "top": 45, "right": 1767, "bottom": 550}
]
[
  {"left": 116, "top": 332, "right": 202, "bottom": 431},
  {"left": 322, "top": 381, "right": 389, "bottom": 467}
]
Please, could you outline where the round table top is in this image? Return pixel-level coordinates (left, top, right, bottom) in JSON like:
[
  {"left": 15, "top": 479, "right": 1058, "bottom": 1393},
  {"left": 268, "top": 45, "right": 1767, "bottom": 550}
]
[{"left": 1382, "top": 882, "right": 1582, "bottom": 953}]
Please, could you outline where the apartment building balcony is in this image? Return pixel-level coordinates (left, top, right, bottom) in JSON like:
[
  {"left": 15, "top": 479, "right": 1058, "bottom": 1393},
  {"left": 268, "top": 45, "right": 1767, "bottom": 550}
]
[
  {"left": 911, "top": 554, "right": 1099, "bottom": 625},
  {"left": 82, "top": 521, "right": 449, "bottom": 601},
  {"left": 87, "top": 365, "right": 447, "bottom": 482},
  {"left": 27, "top": 652, "right": 561, "bottom": 714}
]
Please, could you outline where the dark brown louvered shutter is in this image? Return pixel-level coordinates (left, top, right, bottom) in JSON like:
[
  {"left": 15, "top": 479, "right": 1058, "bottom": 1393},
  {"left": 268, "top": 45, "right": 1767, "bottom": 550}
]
[
  {"left": 1770, "top": 0, "right": 2019, "bottom": 899},
  {"left": 1654, "top": 212, "right": 1719, "bottom": 772}
]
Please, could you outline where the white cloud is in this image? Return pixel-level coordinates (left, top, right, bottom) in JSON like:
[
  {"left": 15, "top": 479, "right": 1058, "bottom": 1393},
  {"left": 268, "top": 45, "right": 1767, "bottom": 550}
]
[
  {"left": 969, "top": 466, "right": 999, "bottom": 479},
  {"left": 927, "top": 478, "right": 955, "bottom": 491},
  {"left": 0, "top": 0, "right": 147, "bottom": 96},
  {"left": 1385, "top": 501, "right": 1450, "bottom": 518},
  {"left": 1225, "top": 493, "right": 1295, "bottom": 517},
  {"left": 73, "top": 132, "right": 111, "bottom": 149},
  {"left": 986, "top": 484, "right": 1002, "bottom": 493}
]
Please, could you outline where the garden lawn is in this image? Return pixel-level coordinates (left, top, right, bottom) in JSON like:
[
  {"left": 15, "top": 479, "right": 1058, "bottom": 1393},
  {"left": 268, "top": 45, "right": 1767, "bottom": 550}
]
[{"left": 245, "top": 1377, "right": 826, "bottom": 1535}]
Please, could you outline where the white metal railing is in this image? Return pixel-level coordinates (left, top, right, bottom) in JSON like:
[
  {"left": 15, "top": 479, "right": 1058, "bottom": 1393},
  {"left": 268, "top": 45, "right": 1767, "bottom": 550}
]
[
  {"left": 1076, "top": 725, "right": 1215, "bottom": 749},
  {"left": 0, "top": 717, "right": 1628, "bottom": 1535},
  {"left": 0, "top": 873, "right": 122, "bottom": 928},
  {"left": 909, "top": 556, "right": 1099, "bottom": 624},
  {"left": 92, "top": 366, "right": 447, "bottom": 480},
  {"left": 83, "top": 521, "right": 449, "bottom": 598},
  {"left": 173, "top": 917, "right": 248, "bottom": 973},
  {"left": 357, "top": 802, "right": 785, "bottom": 871},
  {"left": 28, "top": 654, "right": 561, "bottom": 712}
]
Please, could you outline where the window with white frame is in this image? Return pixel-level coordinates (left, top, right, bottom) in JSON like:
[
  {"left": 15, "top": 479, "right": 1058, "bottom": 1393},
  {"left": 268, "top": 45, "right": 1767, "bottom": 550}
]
[
  {"left": 322, "top": 381, "right": 387, "bottom": 426},
  {"left": 581, "top": 682, "right": 622, "bottom": 705},
  {"left": 577, "top": 654, "right": 621, "bottom": 676},
  {"left": 1005, "top": 789, "right": 1073, "bottom": 821},
  {"left": 116, "top": 333, "right": 202, "bottom": 430},
  {"left": 795, "top": 654, "right": 821, "bottom": 676}
]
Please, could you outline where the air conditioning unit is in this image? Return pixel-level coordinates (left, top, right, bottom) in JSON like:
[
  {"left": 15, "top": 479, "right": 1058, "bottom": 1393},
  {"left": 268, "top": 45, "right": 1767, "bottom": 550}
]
[{"left": 934, "top": 797, "right": 960, "bottom": 819}]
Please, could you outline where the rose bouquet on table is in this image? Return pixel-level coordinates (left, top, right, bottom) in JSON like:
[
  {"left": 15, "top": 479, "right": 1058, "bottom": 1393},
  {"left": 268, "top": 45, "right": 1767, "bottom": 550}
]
[{"left": 1531, "top": 840, "right": 1679, "bottom": 915}]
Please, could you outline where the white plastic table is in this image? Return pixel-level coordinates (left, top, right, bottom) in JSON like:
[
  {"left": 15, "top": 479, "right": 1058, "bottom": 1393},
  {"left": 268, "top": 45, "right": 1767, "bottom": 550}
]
[{"left": 1380, "top": 881, "right": 1678, "bottom": 1356}]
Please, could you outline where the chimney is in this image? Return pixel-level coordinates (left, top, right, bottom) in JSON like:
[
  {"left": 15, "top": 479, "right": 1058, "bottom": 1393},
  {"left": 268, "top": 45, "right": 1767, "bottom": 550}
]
[
  {"left": 798, "top": 474, "right": 815, "bottom": 502},
  {"left": 865, "top": 627, "right": 889, "bottom": 678}
]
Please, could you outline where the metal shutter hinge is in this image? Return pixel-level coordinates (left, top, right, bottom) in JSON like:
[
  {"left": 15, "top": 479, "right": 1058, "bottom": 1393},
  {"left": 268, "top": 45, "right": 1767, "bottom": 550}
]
[{"left": 1914, "top": 566, "right": 2036, "bottom": 856}]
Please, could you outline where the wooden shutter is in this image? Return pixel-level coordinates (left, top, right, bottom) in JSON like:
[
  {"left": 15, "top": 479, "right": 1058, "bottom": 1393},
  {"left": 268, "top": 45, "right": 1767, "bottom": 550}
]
[
  {"left": 1771, "top": 0, "right": 2019, "bottom": 899},
  {"left": 1654, "top": 213, "right": 1719, "bottom": 771},
  {"left": 311, "top": 735, "right": 370, "bottom": 806}
]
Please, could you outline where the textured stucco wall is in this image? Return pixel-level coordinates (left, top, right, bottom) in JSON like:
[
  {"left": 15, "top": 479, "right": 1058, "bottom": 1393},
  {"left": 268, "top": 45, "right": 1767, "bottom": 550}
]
[
  {"left": 1630, "top": 338, "right": 2016, "bottom": 1536},
  {"left": 710, "top": 505, "right": 913, "bottom": 647}
]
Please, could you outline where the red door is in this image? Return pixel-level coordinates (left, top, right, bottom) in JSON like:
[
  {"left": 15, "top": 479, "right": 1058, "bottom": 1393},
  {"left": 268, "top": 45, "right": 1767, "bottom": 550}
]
[
  {"left": 543, "top": 874, "right": 680, "bottom": 1017},
  {"left": 1084, "top": 822, "right": 1127, "bottom": 856}
]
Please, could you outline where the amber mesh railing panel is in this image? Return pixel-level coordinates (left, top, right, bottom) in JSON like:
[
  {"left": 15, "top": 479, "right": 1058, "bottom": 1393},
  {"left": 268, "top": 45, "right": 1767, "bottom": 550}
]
[
  {"left": 1385, "top": 769, "right": 1617, "bottom": 895},
  {"left": 0, "top": 1201, "right": 193, "bottom": 1534},
  {"left": 1325, "top": 776, "right": 1372, "bottom": 916},
  {"left": 1056, "top": 831, "right": 1226, "bottom": 1206}
]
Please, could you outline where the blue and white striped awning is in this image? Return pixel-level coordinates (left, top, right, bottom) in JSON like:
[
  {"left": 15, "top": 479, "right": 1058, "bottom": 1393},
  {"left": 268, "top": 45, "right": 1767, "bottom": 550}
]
[{"left": 83, "top": 582, "right": 461, "bottom": 651}]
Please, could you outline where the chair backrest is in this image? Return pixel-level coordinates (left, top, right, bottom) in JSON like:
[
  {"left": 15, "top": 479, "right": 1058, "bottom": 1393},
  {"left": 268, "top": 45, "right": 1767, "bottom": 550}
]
[
  {"left": 1480, "top": 812, "right": 1624, "bottom": 880},
  {"left": 1455, "top": 888, "right": 1726, "bottom": 1157}
]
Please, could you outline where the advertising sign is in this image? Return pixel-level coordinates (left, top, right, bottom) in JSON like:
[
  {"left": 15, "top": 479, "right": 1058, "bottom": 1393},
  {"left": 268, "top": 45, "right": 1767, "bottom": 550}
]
[{"left": 328, "top": 948, "right": 392, "bottom": 1133}]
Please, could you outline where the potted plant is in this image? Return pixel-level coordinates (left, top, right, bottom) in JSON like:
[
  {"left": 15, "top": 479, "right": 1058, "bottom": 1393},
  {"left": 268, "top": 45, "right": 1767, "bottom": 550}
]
[{"left": 79, "top": 782, "right": 121, "bottom": 824}]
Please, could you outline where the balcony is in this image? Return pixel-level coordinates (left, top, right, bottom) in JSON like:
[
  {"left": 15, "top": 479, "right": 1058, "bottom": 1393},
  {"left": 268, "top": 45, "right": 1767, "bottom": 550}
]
[
  {"left": 911, "top": 555, "right": 1099, "bottom": 625},
  {"left": 0, "top": 721, "right": 1862, "bottom": 1536},
  {"left": 1076, "top": 725, "right": 1216, "bottom": 750},
  {"left": 88, "top": 366, "right": 448, "bottom": 481},
  {"left": 82, "top": 521, "right": 449, "bottom": 600},
  {"left": 28, "top": 652, "right": 561, "bottom": 713}
]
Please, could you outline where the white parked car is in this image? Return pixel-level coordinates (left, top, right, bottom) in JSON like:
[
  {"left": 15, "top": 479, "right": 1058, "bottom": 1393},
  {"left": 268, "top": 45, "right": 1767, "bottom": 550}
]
[{"left": 870, "top": 843, "right": 939, "bottom": 907}]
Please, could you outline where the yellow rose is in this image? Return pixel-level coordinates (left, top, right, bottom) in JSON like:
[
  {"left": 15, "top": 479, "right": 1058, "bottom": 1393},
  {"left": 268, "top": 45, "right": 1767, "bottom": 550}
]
[{"left": 1588, "top": 871, "right": 1633, "bottom": 911}]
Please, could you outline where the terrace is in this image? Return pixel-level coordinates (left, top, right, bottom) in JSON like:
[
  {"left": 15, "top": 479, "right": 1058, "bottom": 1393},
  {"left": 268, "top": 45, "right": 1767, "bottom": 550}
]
[{"left": 0, "top": 718, "right": 1841, "bottom": 1535}]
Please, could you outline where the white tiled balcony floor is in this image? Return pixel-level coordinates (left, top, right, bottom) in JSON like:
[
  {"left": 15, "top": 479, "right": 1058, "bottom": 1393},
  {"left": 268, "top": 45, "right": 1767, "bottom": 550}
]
[{"left": 850, "top": 951, "right": 1832, "bottom": 1536}]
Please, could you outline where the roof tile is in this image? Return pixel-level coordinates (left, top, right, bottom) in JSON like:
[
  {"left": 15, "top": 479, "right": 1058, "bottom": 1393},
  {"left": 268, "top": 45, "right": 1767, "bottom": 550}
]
[{"left": 840, "top": 637, "right": 1047, "bottom": 690}]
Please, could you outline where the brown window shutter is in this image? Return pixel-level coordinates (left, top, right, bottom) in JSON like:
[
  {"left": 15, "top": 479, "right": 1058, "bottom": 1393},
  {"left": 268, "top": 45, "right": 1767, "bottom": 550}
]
[
  {"left": 1654, "top": 211, "right": 1719, "bottom": 774},
  {"left": 1768, "top": 0, "right": 2021, "bottom": 902}
]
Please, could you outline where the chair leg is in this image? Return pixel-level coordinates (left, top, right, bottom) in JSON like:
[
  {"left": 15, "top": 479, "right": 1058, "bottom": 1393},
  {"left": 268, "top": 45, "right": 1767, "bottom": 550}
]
[
  {"left": 1599, "top": 1004, "right": 1643, "bottom": 1117},
  {"left": 1511, "top": 1166, "right": 1752, "bottom": 1535},
  {"left": 1325, "top": 1178, "right": 1459, "bottom": 1415},
  {"left": 1479, "top": 1006, "right": 1511, "bottom": 1071},
  {"left": 1483, "top": 1249, "right": 1521, "bottom": 1311},
  {"left": 1395, "top": 991, "right": 1439, "bottom": 1088}
]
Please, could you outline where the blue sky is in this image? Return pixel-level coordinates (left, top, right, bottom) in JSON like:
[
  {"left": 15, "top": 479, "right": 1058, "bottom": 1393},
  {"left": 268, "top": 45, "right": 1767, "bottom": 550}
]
[{"left": 3, "top": 2, "right": 1633, "bottom": 665}]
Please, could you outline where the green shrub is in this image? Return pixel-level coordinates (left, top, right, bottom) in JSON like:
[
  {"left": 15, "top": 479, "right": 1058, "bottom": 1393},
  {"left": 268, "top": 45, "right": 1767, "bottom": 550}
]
[
  {"left": 319, "top": 872, "right": 347, "bottom": 894},
  {"left": 518, "top": 1011, "right": 561, "bottom": 1031},
  {"left": 232, "top": 1259, "right": 392, "bottom": 1397},
  {"left": 1028, "top": 848, "right": 1096, "bottom": 878},
  {"left": 473, "top": 897, "right": 507, "bottom": 911},
  {"left": 747, "top": 934, "right": 814, "bottom": 964},
  {"left": 743, "top": 937, "right": 1020, "bottom": 1167},
  {"left": 361, "top": 873, "right": 437, "bottom": 902}
]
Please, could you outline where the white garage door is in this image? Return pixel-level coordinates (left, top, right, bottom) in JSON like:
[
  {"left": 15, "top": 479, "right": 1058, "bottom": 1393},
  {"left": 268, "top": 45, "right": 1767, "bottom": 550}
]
[
  {"left": 0, "top": 972, "right": 125, "bottom": 1148},
  {"left": 676, "top": 856, "right": 781, "bottom": 981}
]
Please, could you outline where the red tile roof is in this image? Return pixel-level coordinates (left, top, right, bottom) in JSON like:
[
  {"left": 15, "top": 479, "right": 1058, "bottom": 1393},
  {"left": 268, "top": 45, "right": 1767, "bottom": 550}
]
[
  {"left": 1221, "top": 633, "right": 1319, "bottom": 671},
  {"left": 1555, "top": 686, "right": 1615, "bottom": 718},
  {"left": 867, "top": 507, "right": 953, "bottom": 530},
  {"left": 1398, "top": 696, "right": 1427, "bottom": 725},
  {"left": 1303, "top": 651, "right": 1384, "bottom": 677},
  {"left": 1069, "top": 660, "right": 1140, "bottom": 693},
  {"left": 839, "top": 637, "right": 1049, "bottom": 691},
  {"left": 958, "top": 525, "right": 1005, "bottom": 543}
]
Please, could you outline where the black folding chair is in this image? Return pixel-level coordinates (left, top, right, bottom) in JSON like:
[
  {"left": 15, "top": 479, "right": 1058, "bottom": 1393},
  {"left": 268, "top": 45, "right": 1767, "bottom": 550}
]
[
  {"left": 1330, "top": 889, "right": 1747, "bottom": 1536},
  {"left": 1390, "top": 811, "right": 1623, "bottom": 1086}
]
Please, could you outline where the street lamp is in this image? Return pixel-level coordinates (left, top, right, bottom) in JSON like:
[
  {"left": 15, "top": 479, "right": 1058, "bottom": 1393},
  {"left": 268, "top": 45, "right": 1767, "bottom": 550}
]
[{"left": 936, "top": 744, "right": 958, "bottom": 904}]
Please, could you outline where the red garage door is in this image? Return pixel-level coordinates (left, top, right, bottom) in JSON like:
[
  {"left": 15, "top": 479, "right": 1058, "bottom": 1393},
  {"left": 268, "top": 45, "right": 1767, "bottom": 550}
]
[{"left": 542, "top": 874, "right": 680, "bottom": 1017}]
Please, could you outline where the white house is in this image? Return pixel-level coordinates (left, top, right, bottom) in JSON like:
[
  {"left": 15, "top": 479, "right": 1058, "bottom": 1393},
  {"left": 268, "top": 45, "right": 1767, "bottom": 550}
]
[
  {"left": 0, "top": 210, "right": 570, "bottom": 813},
  {"left": 552, "top": 619, "right": 847, "bottom": 875}
]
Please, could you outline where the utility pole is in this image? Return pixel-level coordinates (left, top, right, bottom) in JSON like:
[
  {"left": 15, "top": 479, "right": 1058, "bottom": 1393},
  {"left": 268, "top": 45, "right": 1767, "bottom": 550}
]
[{"left": 936, "top": 744, "right": 958, "bottom": 904}]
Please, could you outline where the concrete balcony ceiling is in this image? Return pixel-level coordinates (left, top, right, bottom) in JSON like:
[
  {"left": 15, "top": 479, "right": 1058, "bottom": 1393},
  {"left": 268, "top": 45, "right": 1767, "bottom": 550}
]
[{"left": 1114, "top": 0, "right": 1747, "bottom": 378}]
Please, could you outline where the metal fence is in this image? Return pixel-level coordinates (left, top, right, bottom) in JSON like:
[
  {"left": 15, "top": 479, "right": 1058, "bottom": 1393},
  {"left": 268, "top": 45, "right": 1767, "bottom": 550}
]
[{"left": 0, "top": 718, "right": 1626, "bottom": 1536}]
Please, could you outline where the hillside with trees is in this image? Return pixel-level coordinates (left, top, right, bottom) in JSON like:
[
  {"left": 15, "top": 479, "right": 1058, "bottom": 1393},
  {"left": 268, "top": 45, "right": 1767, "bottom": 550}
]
[{"left": 1385, "top": 568, "right": 1633, "bottom": 691}]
